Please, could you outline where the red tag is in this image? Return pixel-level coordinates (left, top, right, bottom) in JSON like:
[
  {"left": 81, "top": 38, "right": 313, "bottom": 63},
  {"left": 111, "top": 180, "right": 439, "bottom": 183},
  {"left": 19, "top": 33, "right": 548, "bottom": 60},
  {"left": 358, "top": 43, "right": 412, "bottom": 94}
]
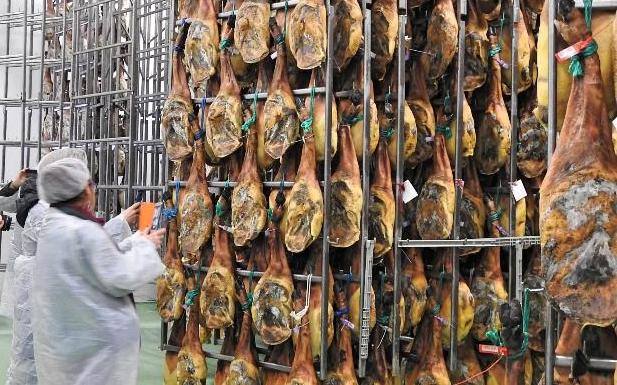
[
  {"left": 479, "top": 344, "right": 508, "bottom": 355},
  {"left": 555, "top": 37, "right": 593, "bottom": 63}
]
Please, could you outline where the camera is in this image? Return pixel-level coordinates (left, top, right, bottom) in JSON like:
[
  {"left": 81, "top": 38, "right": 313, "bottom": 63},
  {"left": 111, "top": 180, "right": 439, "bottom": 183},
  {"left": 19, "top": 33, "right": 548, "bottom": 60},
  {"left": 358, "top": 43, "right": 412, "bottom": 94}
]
[{"left": 1, "top": 214, "right": 12, "bottom": 231}]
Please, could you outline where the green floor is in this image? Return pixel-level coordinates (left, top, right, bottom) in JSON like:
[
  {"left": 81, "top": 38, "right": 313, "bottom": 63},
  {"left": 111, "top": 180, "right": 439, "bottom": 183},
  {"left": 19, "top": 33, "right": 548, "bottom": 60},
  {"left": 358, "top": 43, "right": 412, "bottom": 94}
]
[{"left": 0, "top": 302, "right": 187, "bottom": 384}]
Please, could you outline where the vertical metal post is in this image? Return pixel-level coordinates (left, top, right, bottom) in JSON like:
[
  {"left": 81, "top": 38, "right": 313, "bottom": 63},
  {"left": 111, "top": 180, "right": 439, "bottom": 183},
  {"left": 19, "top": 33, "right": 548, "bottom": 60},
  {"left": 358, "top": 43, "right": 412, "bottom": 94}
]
[
  {"left": 58, "top": 0, "right": 68, "bottom": 149},
  {"left": 508, "top": 0, "right": 521, "bottom": 300},
  {"left": 1, "top": 0, "right": 12, "bottom": 180},
  {"left": 37, "top": 0, "right": 48, "bottom": 161},
  {"left": 127, "top": 0, "right": 140, "bottom": 203},
  {"left": 449, "top": 0, "right": 466, "bottom": 372},
  {"left": 319, "top": 1, "right": 335, "bottom": 379},
  {"left": 544, "top": 0, "right": 558, "bottom": 382},
  {"left": 20, "top": 0, "right": 28, "bottom": 168},
  {"left": 358, "top": 2, "right": 372, "bottom": 376},
  {"left": 391, "top": 0, "right": 406, "bottom": 376}
]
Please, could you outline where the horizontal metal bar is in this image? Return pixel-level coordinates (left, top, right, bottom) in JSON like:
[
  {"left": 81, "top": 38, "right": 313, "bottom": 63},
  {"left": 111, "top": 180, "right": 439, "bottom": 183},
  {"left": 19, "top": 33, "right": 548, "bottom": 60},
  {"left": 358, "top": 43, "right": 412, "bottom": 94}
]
[
  {"left": 574, "top": 0, "right": 617, "bottom": 7},
  {"left": 191, "top": 88, "right": 354, "bottom": 104},
  {"left": 169, "top": 180, "right": 294, "bottom": 188},
  {"left": 73, "top": 0, "right": 120, "bottom": 11},
  {"left": 72, "top": 89, "right": 133, "bottom": 100},
  {"left": 70, "top": 137, "right": 131, "bottom": 144},
  {"left": 74, "top": 41, "right": 132, "bottom": 55},
  {"left": 189, "top": 264, "right": 359, "bottom": 283},
  {"left": 398, "top": 236, "right": 540, "bottom": 248},
  {"left": 555, "top": 356, "right": 617, "bottom": 372},
  {"left": 175, "top": 0, "right": 300, "bottom": 21}
]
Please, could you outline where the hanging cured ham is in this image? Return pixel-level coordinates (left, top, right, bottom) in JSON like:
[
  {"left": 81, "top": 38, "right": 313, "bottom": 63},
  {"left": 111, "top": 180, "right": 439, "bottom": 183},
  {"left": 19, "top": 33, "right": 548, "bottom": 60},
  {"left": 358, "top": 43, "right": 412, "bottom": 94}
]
[
  {"left": 381, "top": 94, "right": 418, "bottom": 168},
  {"left": 407, "top": 60, "right": 436, "bottom": 168},
  {"left": 156, "top": 196, "right": 187, "bottom": 322},
  {"left": 163, "top": 314, "right": 186, "bottom": 385},
  {"left": 306, "top": 69, "right": 338, "bottom": 162},
  {"left": 263, "top": 21, "right": 299, "bottom": 161},
  {"left": 288, "top": 0, "right": 327, "bottom": 69},
  {"left": 162, "top": 26, "right": 194, "bottom": 162},
  {"left": 177, "top": 276, "right": 208, "bottom": 385},
  {"left": 287, "top": 291, "right": 319, "bottom": 385},
  {"left": 459, "top": 162, "right": 486, "bottom": 256},
  {"left": 283, "top": 126, "right": 324, "bottom": 253},
  {"left": 206, "top": 28, "right": 243, "bottom": 159},
  {"left": 255, "top": 63, "right": 275, "bottom": 171},
  {"left": 268, "top": 147, "right": 300, "bottom": 238},
  {"left": 339, "top": 56, "right": 380, "bottom": 161},
  {"left": 332, "top": 0, "right": 363, "bottom": 71},
  {"left": 369, "top": 139, "right": 396, "bottom": 258},
  {"left": 234, "top": 0, "right": 270, "bottom": 63},
  {"left": 221, "top": 0, "right": 254, "bottom": 89},
  {"left": 474, "top": 34, "right": 511, "bottom": 175},
  {"left": 499, "top": 1, "right": 535, "bottom": 95},
  {"left": 348, "top": 243, "right": 376, "bottom": 337},
  {"left": 184, "top": 0, "right": 220, "bottom": 98},
  {"left": 226, "top": 283, "right": 260, "bottom": 385},
  {"left": 404, "top": 315, "right": 450, "bottom": 385},
  {"left": 485, "top": 353, "right": 532, "bottom": 385},
  {"left": 371, "top": 0, "right": 398, "bottom": 81},
  {"left": 179, "top": 110, "right": 214, "bottom": 265},
  {"left": 497, "top": 193, "right": 526, "bottom": 238},
  {"left": 263, "top": 341, "right": 291, "bottom": 385},
  {"left": 325, "top": 284, "right": 358, "bottom": 385},
  {"left": 524, "top": 247, "right": 546, "bottom": 352},
  {"left": 251, "top": 209, "right": 294, "bottom": 345},
  {"left": 401, "top": 247, "right": 428, "bottom": 331},
  {"left": 477, "top": 0, "right": 500, "bottom": 21},
  {"left": 444, "top": 94, "right": 476, "bottom": 162},
  {"left": 540, "top": 0, "right": 617, "bottom": 326},
  {"left": 421, "top": 0, "right": 458, "bottom": 80},
  {"left": 364, "top": 297, "right": 394, "bottom": 385},
  {"left": 214, "top": 326, "right": 235, "bottom": 385},
  {"left": 307, "top": 244, "right": 334, "bottom": 359},
  {"left": 416, "top": 133, "right": 455, "bottom": 240},
  {"left": 200, "top": 213, "right": 236, "bottom": 329},
  {"left": 450, "top": 337, "right": 484, "bottom": 385},
  {"left": 330, "top": 120, "right": 362, "bottom": 248},
  {"left": 517, "top": 89, "right": 548, "bottom": 179},
  {"left": 535, "top": 6, "right": 615, "bottom": 131},
  {"left": 231, "top": 110, "right": 268, "bottom": 246},
  {"left": 464, "top": 0, "right": 489, "bottom": 91},
  {"left": 470, "top": 198, "right": 508, "bottom": 341}
]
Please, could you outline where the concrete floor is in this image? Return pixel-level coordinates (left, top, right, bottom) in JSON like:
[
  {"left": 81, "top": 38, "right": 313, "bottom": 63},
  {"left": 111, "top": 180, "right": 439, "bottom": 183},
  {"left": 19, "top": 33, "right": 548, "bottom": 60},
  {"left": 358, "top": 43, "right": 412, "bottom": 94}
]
[{"left": 0, "top": 303, "right": 166, "bottom": 384}]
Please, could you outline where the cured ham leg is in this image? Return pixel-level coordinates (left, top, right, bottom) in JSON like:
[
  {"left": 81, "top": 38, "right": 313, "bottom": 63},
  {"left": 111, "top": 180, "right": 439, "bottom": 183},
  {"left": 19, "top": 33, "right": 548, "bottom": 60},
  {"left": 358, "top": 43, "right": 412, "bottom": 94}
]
[
  {"left": 347, "top": 243, "right": 376, "bottom": 338},
  {"left": 161, "top": 26, "right": 194, "bottom": 162},
  {"left": 540, "top": 0, "right": 617, "bottom": 325},
  {"left": 283, "top": 127, "right": 324, "bottom": 253},
  {"left": 156, "top": 195, "right": 187, "bottom": 322},
  {"left": 470, "top": 198, "right": 508, "bottom": 341},
  {"left": 325, "top": 284, "right": 358, "bottom": 385},
  {"left": 288, "top": 0, "right": 327, "bottom": 69},
  {"left": 263, "top": 341, "right": 292, "bottom": 385},
  {"left": 264, "top": 21, "right": 299, "bottom": 161},
  {"left": 405, "top": 315, "right": 450, "bottom": 385},
  {"left": 517, "top": 88, "right": 548, "bottom": 179},
  {"left": 226, "top": 283, "right": 260, "bottom": 385},
  {"left": 221, "top": 0, "right": 254, "bottom": 90},
  {"left": 369, "top": 139, "right": 395, "bottom": 258},
  {"left": 206, "top": 28, "right": 243, "bottom": 159},
  {"left": 179, "top": 108, "right": 214, "bottom": 265},
  {"left": 184, "top": 0, "right": 220, "bottom": 98},
  {"left": 306, "top": 69, "right": 338, "bottom": 162},
  {"left": 288, "top": 290, "right": 319, "bottom": 385},
  {"left": 407, "top": 60, "right": 436, "bottom": 168},
  {"left": 364, "top": 311, "right": 393, "bottom": 385},
  {"left": 251, "top": 211, "right": 294, "bottom": 345},
  {"left": 177, "top": 276, "right": 208, "bottom": 385},
  {"left": 464, "top": 0, "right": 489, "bottom": 91},
  {"left": 474, "top": 34, "right": 511, "bottom": 175},
  {"left": 163, "top": 314, "right": 186, "bottom": 385},
  {"left": 256, "top": 62, "right": 274, "bottom": 171},
  {"left": 231, "top": 107, "right": 267, "bottom": 247},
  {"left": 421, "top": 0, "right": 458, "bottom": 80},
  {"left": 371, "top": 0, "right": 398, "bottom": 81},
  {"left": 416, "top": 133, "right": 455, "bottom": 240},
  {"left": 524, "top": 247, "right": 546, "bottom": 352},
  {"left": 214, "top": 326, "right": 235, "bottom": 385},
  {"left": 499, "top": 0, "right": 535, "bottom": 95},
  {"left": 332, "top": 0, "right": 363, "bottom": 71},
  {"left": 401, "top": 247, "right": 427, "bottom": 331},
  {"left": 200, "top": 214, "right": 236, "bottom": 329},
  {"left": 234, "top": 0, "right": 270, "bottom": 63},
  {"left": 330, "top": 119, "right": 362, "bottom": 248},
  {"left": 450, "top": 337, "right": 484, "bottom": 385},
  {"left": 459, "top": 162, "right": 486, "bottom": 256},
  {"left": 307, "top": 243, "right": 334, "bottom": 359},
  {"left": 268, "top": 146, "right": 300, "bottom": 240},
  {"left": 445, "top": 92, "right": 476, "bottom": 162}
]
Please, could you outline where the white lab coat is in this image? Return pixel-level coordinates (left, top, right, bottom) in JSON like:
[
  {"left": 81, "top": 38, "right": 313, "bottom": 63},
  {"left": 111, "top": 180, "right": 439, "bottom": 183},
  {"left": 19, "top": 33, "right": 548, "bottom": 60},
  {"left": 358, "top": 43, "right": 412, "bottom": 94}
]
[
  {"left": 0, "top": 189, "right": 21, "bottom": 319},
  {"left": 32, "top": 208, "right": 165, "bottom": 385}
]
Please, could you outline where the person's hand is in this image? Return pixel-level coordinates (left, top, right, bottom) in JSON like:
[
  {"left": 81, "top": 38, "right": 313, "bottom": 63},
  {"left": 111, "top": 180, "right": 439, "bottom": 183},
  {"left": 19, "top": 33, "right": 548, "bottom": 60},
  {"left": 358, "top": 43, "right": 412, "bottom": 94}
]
[
  {"left": 120, "top": 202, "right": 141, "bottom": 227},
  {"left": 10, "top": 169, "right": 28, "bottom": 189},
  {"left": 0, "top": 216, "right": 4, "bottom": 230},
  {"left": 140, "top": 228, "right": 166, "bottom": 249}
]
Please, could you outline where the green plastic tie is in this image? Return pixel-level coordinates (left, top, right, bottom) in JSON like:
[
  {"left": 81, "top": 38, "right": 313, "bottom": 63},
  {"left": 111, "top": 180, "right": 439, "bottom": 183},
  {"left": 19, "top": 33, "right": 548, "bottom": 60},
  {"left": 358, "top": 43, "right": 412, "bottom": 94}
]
[
  {"left": 301, "top": 86, "right": 316, "bottom": 133},
  {"left": 267, "top": 207, "right": 273, "bottom": 220},
  {"left": 215, "top": 201, "right": 224, "bottom": 217},
  {"left": 242, "top": 294, "right": 253, "bottom": 311},
  {"left": 377, "top": 314, "right": 390, "bottom": 326},
  {"left": 488, "top": 43, "right": 502, "bottom": 58},
  {"left": 436, "top": 124, "right": 452, "bottom": 139},
  {"left": 242, "top": 91, "right": 259, "bottom": 132},
  {"left": 219, "top": 38, "right": 231, "bottom": 50},
  {"left": 584, "top": 0, "right": 592, "bottom": 29},
  {"left": 430, "top": 303, "right": 441, "bottom": 316},
  {"left": 569, "top": 40, "right": 598, "bottom": 78},
  {"left": 383, "top": 127, "right": 394, "bottom": 139},
  {"left": 488, "top": 207, "right": 503, "bottom": 223},
  {"left": 485, "top": 329, "right": 502, "bottom": 346},
  {"left": 342, "top": 114, "right": 364, "bottom": 125},
  {"left": 184, "top": 289, "right": 199, "bottom": 307}
]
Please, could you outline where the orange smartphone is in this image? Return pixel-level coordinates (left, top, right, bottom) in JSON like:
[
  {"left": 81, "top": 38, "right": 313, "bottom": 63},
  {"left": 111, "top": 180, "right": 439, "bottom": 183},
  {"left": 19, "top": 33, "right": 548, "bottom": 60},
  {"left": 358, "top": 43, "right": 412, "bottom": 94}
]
[{"left": 138, "top": 202, "right": 156, "bottom": 231}]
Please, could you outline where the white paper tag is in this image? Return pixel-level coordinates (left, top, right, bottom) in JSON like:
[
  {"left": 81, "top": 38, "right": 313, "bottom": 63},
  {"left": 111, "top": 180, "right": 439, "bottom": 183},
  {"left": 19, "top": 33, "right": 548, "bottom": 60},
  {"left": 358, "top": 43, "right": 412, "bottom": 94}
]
[
  {"left": 612, "top": 116, "right": 617, "bottom": 131},
  {"left": 511, "top": 180, "right": 527, "bottom": 202},
  {"left": 402, "top": 180, "right": 418, "bottom": 203},
  {"left": 270, "top": 51, "right": 278, "bottom": 60}
]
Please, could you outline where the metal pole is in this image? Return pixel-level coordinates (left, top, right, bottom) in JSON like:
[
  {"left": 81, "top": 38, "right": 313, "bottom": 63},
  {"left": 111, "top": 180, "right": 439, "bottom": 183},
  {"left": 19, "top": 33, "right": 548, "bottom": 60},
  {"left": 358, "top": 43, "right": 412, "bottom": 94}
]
[
  {"left": 449, "top": 0, "right": 466, "bottom": 371},
  {"left": 1, "top": 0, "right": 11, "bottom": 180},
  {"left": 37, "top": 0, "right": 47, "bottom": 161},
  {"left": 391, "top": 0, "right": 406, "bottom": 376},
  {"left": 58, "top": 0, "right": 68, "bottom": 149},
  {"left": 127, "top": 0, "right": 140, "bottom": 203},
  {"left": 358, "top": 2, "right": 372, "bottom": 376},
  {"left": 20, "top": 0, "right": 27, "bottom": 168},
  {"left": 319, "top": 2, "right": 334, "bottom": 379},
  {"left": 545, "top": 0, "right": 558, "bottom": 382}
]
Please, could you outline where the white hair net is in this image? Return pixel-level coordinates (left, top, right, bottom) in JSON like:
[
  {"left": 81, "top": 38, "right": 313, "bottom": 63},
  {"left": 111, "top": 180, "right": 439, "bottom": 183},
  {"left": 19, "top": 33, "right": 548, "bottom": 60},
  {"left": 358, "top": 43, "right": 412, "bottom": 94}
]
[
  {"left": 38, "top": 158, "right": 90, "bottom": 204},
  {"left": 37, "top": 148, "right": 89, "bottom": 202}
]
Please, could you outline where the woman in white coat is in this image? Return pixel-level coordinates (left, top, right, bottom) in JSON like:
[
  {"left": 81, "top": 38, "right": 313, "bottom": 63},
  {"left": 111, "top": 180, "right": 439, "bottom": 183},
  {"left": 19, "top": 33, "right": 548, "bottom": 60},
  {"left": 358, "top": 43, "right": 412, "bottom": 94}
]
[{"left": 32, "top": 158, "right": 165, "bottom": 385}]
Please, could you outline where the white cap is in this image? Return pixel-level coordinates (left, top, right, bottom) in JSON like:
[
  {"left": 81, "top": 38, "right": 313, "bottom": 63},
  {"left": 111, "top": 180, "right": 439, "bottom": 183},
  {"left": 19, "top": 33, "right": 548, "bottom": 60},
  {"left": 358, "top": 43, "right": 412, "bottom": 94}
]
[
  {"left": 38, "top": 148, "right": 89, "bottom": 201},
  {"left": 38, "top": 158, "right": 91, "bottom": 204}
]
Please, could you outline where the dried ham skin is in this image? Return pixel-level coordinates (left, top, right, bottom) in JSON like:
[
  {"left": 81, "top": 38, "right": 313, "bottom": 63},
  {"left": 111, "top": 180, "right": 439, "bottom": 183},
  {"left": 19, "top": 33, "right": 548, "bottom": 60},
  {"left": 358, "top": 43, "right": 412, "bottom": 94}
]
[
  {"left": 369, "top": 140, "right": 395, "bottom": 258},
  {"left": 384, "top": 102, "right": 418, "bottom": 168},
  {"left": 463, "top": 0, "right": 489, "bottom": 91},
  {"left": 178, "top": 279, "right": 208, "bottom": 385},
  {"left": 405, "top": 316, "right": 451, "bottom": 385},
  {"left": 263, "top": 91, "right": 299, "bottom": 160},
  {"left": 401, "top": 249, "right": 428, "bottom": 330},
  {"left": 162, "top": 96, "right": 194, "bottom": 162},
  {"left": 184, "top": 12, "right": 220, "bottom": 98},
  {"left": 445, "top": 95, "right": 476, "bottom": 162},
  {"left": 288, "top": 0, "right": 327, "bottom": 69},
  {"left": 332, "top": 0, "right": 363, "bottom": 71},
  {"left": 179, "top": 190, "right": 214, "bottom": 264},
  {"left": 407, "top": 61, "right": 436, "bottom": 168},
  {"left": 234, "top": 0, "right": 271, "bottom": 63},
  {"left": 421, "top": 0, "right": 458, "bottom": 80},
  {"left": 450, "top": 337, "right": 484, "bottom": 385},
  {"left": 540, "top": 0, "right": 617, "bottom": 326},
  {"left": 371, "top": 0, "right": 398, "bottom": 81}
]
